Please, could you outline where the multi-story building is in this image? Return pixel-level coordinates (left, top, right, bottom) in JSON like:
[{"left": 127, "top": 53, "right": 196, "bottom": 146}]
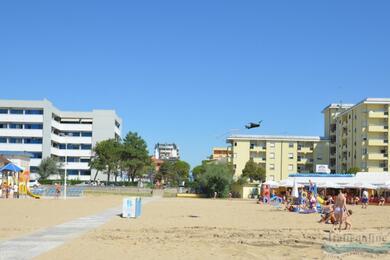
[
  {"left": 0, "top": 99, "right": 122, "bottom": 180},
  {"left": 154, "top": 143, "right": 180, "bottom": 161},
  {"left": 322, "top": 103, "right": 354, "bottom": 172},
  {"left": 323, "top": 98, "right": 390, "bottom": 173},
  {"left": 211, "top": 147, "right": 232, "bottom": 161},
  {"left": 227, "top": 135, "right": 329, "bottom": 181}
]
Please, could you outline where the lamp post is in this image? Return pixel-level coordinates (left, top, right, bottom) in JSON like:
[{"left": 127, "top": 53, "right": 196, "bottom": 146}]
[{"left": 60, "top": 132, "right": 67, "bottom": 200}]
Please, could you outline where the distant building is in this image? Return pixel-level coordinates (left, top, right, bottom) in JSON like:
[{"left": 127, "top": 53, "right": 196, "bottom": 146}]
[
  {"left": 0, "top": 99, "right": 122, "bottom": 181},
  {"left": 227, "top": 135, "right": 329, "bottom": 181},
  {"left": 211, "top": 147, "right": 232, "bottom": 163},
  {"left": 154, "top": 143, "right": 180, "bottom": 160}
]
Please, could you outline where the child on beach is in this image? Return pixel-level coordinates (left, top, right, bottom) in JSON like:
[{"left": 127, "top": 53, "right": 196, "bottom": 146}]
[{"left": 343, "top": 209, "right": 352, "bottom": 230}]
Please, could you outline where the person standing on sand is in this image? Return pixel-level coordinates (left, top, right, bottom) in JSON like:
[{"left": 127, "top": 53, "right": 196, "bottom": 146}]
[
  {"left": 361, "top": 189, "right": 369, "bottom": 209},
  {"left": 334, "top": 189, "right": 347, "bottom": 231},
  {"left": 55, "top": 183, "right": 61, "bottom": 199}
]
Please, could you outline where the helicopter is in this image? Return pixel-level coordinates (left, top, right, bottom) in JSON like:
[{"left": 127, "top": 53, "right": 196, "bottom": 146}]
[{"left": 245, "top": 121, "right": 262, "bottom": 129}]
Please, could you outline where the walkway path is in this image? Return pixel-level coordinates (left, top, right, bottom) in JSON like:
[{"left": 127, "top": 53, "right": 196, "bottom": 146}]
[{"left": 0, "top": 197, "right": 158, "bottom": 260}]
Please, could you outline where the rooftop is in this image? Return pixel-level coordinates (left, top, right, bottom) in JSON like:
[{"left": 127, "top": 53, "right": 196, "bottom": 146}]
[
  {"left": 227, "top": 134, "right": 327, "bottom": 142},
  {"left": 338, "top": 97, "right": 390, "bottom": 116},
  {"left": 321, "top": 103, "right": 354, "bottom": 113}
]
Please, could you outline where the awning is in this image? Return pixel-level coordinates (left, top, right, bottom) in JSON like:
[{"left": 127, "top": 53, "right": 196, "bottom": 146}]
[{"left": 0, "top": 163, "right": 24, "bottom": 172}]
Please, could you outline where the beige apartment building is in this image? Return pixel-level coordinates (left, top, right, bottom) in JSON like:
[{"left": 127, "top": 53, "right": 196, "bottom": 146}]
[
  {"left": 227, "top": 135, "right": 329, "bottom": 181},
  {"left": 323, "top": 98, "right": 390, "bottom": 173},
  {"left": 322, "top": 103, "right": 354, "bottom": 172}
]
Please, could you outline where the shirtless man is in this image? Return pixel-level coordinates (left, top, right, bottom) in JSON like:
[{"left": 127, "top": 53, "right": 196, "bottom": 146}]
[{"left": 334, "top": 189, "right": 347, "bottom": 231}]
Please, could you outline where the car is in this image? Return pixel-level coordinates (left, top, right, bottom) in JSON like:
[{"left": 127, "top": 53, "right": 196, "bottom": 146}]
[{"left": 28, "top": 179, "right": 41, "bottom": 188}]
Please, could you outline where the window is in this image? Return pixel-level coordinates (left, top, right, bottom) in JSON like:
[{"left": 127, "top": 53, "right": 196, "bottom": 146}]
[
  {"left": 24, "top": 123, "right": 43, "bottom": 129},
  {"left": 81, "top": 144, "right": 92, "bottom": 150},
  {"left": 269, "top": 142, "right": 275, "bottom": 148},
  {"left": 288, "top": 153, "right": 294, "bottom": 159},
  {"left": 289, "top": 143, "right": 294, "bottom": 148},
  {"left": 288, "top": 164, "right": 293, "bottom": 171},
  {"left": 269, "top": 164, "right": 275, "bottom": 170},
  {"left": 362, "top": 148, "right": 367, "bottom": 155},
  {"left": 10, "top": 109, "right": 23, "bottom": 114},
  {"left": 67, "top": 170, "right": 79, "bottom": 176},
  {"left": 9, "top": 123, "right": 23, "bottom": 129},
  {"left": 24, "top": 138, "right": 42, "bottom": 144},
  {"left": 67, "top": 144, "right": 80, "bottom": 150},
  {"left": 0, "top": 137, "right": 7, "bottom": 143},
  {"left": 80, "top": 170, "right": 91, "bottom": 176},
  {"left": 25, "top": 109, "right": 43, "bottom": 115},
  {"left": 0, "top": 108, "right": 8, "bottom": 114},
  {"left": 9, "top": 138, "right": 22, "bottom": 143},
  {"left": 269, "top": 152, "right": 275, "bottom": 159},
  {"left": 81, "top": 132, "right": 92, "bottom": 137},
  {"left": 80, "top": 158, "right": 90, "bottom": 163},
  {"left": 67, "top": 157, "right": 80, "bottom": 162},
  {"left": 115, "top": 120, "right": 120, "bottom": 128},
  {"left": 66, "top": 132, "right": 81, "bottom": 137},
  {"left": 59, "top": 144, "right": 66, "bottom": 149},
  {"left": 0, "top": 123, "right": 7, "bottom": 128},
  {"left": 30, "top": 152, "right": 42, "bottom": 159}
]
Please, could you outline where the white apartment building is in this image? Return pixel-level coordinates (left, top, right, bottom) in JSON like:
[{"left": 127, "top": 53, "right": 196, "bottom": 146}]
[
  {"left": 0, "top": 99, "right": 122, "bottom": 181},
  {"left": 154, "top": 143, "right": 180, "bottom": 160}
]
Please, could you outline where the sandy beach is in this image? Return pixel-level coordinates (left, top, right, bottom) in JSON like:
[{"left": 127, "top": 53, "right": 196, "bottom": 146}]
[
  {"left": 7, "top": 197, "right": 384, "bottom": 260},
  {"left": 0, "top": 195, "right": 122, "bottom": 240}
]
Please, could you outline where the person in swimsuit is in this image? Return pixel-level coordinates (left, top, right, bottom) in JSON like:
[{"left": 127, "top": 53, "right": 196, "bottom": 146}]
[{"left": 334, "top": 189, "right": 347, "bottom": 231}]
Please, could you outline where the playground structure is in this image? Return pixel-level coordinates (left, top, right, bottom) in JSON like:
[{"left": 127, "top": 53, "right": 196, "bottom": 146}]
[{"left": 0, "top": 163, "right": 41, "bottom": 199}]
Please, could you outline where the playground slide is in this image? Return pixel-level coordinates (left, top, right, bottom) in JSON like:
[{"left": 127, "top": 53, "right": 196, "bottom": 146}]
[{"left": 27, "top": 190, "right": 40, "bottom": 199}]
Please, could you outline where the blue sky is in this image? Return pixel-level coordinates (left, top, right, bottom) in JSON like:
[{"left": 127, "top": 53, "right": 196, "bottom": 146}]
[{"left": 1, "top": 1, "right": 389, "bottom": 167}]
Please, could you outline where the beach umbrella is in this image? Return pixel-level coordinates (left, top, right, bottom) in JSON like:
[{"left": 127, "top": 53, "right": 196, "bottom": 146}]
[
  {"left": 0, "top": 162, "right": 23, "bottom": 173},
  {"left": 292, "top": 178, "right": 299, "bottom": 198},
  {"left": 263, "top": 180, "right": 279, "bottom": 189}
]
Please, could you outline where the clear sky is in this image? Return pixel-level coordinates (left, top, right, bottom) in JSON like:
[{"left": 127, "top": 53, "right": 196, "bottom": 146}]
[{"left": 1, "top": 1, "right": 389, "bottom": 167}]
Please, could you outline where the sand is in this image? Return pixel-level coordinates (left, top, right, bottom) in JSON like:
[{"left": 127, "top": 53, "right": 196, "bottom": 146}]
[
  {"left": 0, "top": 194, "right": 122, "bottom": 240},
  {"left": 28, "top": 198, "right": 390, "bottom": 260}
]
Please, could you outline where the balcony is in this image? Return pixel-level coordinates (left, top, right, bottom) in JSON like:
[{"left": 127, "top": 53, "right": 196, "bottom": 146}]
[
  {"left": 51, "top": 134, "right": 92, "bottom": 145},
  {"left": 368, "top": 125, "right": 388, "bottom": 132},
  {"left": 0, "top": 129, "right": 43, "bottom": 137},
  {"left": 250, "top": 146, "right": 266, "bottom": 152},
  {"left": 368, "top": 111, "right": 389, "bottom": 119},
  {"left": 51, "top": 147, "right": 92, "bottom": 157},
  {"left": 368, "top": 154, "right": 388, "bottom": 160},
  {"left": 368, "top": 139, "right": 389, "bottom": 146},
  {"left": 51, "top": 120, "right": 92, "bottom": 132},
  {"left": 297, "top": 147, "right": 313, "bottom": 153},
  {"left": 253, "top": 157, "right": 266, "bottom": 163}
]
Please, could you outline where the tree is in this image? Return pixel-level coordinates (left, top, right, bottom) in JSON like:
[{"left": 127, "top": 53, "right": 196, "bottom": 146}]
[
  {"left": 38, "top": 157, "right": 63, "bottom": 180},
  {"left": 192, "top": 164, "right": 206, "bottom": 181},
  {"left": 157, "top": 160, "right": 190, "bottom": 186},
  {"left": 121, "top": 132, "right": 150, "bottom": 183},
  {"left": 347, "top": 167, "right": 361, "bottom": 174},
  {"left": 91, "top": 139, "right": 121, "bottom": 183},
  {"left": 172, "top": 160, "right": 190, "bottom": 185},
  {"left": 89, "top": 154, "right": 106, "bottom": 181},
  {"left": 241, "top": 159, "right": 266, "bottom": 183},
  {"left": 197, "top": 164, "right": 233, "bottom": 198},
  {"left": 158, "top": 160, "right": 174, "bottom": 184}
]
